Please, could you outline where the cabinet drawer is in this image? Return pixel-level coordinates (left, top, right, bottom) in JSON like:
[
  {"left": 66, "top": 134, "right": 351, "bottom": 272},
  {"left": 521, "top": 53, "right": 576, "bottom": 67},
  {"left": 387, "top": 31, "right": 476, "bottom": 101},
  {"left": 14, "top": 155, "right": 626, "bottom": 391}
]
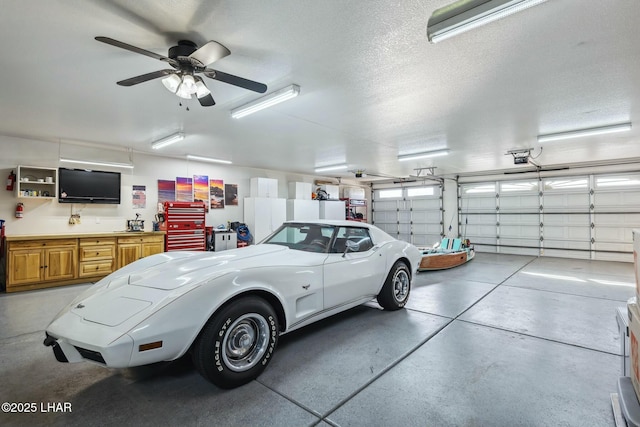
[
  {"left": 118, "top": 235, "right": 164, "bottom": 244},
  {"left": 79, "top": 260, "right": 114, "bottom": 278},
  {"left": 8, "top": 239, "right": 77, "bottom": 249},
  {"left": 80, "top": 245, "right": 116, "bottom": 261},
  {"left": 79, "top": 237, "right": 116, "bottom": 247}
]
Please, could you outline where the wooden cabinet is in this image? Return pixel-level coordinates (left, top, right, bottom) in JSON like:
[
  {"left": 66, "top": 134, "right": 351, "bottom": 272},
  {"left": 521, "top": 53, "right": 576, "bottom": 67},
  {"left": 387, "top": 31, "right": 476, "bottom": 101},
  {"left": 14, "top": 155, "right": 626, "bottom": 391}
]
[
  {"left": 6, "top": 239, "right": 77, "bottom": 291},
  {"left": 4, "top": 232, "right": 165, "bottom": 292},
  {"left": 117, "top": 234, "right": 165, "bottom": 269},
  {"left": 78, "top": 237, "right": 116, "bottom": 278}
]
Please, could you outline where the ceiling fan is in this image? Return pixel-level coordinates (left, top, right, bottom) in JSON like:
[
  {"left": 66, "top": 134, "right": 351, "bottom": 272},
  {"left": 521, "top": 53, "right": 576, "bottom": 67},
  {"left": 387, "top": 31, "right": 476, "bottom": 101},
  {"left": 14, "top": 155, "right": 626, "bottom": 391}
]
[{"left": 95, "top": 36, "right": 267, "bottom": 107}]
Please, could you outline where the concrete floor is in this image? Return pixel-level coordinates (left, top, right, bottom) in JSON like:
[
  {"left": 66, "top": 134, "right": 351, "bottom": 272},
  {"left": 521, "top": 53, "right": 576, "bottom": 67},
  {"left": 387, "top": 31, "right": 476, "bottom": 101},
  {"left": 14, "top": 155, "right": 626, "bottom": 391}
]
[{"left": 0, "top": 253, "right": 634, "bottom": 426}]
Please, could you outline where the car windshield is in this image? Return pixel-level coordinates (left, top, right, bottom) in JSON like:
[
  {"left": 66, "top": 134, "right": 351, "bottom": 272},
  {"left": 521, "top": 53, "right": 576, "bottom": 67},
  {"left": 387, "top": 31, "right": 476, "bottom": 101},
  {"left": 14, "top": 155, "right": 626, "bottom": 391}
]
[{"left": 264, "top": 224, "right": 336, "bottom": 253}]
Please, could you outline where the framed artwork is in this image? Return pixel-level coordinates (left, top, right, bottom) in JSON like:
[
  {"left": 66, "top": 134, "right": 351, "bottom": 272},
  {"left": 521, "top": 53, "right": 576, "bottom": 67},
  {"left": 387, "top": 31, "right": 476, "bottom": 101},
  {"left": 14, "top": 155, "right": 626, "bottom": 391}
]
[
  {"left": 176, "top": 177, "right": 193, "bottom": 202},
  {"left": 225, "top": 183, "right": 238, "bottom": 206},
  {"left": 210, "top": 179, "right": 224, "bottom": 209},
  {"left": 193, "top": 175, "right": 210, "bottom": 211},
  {"left": 158, "top": 180, "right": 176, "bottom": 203}
]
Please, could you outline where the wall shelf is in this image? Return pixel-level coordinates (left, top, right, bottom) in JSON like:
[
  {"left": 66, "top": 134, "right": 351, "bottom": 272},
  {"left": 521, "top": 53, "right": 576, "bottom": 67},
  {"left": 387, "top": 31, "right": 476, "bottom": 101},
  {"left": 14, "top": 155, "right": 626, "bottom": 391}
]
[{"left": 15, "top": 165, "right": 57, "bottom": 199}]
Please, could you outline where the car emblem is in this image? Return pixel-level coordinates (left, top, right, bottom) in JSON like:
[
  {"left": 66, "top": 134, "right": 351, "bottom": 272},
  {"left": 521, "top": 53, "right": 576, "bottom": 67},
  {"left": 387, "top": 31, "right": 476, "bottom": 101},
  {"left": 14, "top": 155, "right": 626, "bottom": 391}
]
[{"left": 76, "top": 303, "right": 85, "bottom": 309}]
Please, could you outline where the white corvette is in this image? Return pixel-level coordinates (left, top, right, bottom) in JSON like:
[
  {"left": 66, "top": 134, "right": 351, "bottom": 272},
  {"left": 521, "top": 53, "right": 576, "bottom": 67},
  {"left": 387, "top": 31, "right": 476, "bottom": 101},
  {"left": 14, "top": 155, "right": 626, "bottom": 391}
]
[{"left": 44, "top": 220, "right": 421, "bottom": 388}]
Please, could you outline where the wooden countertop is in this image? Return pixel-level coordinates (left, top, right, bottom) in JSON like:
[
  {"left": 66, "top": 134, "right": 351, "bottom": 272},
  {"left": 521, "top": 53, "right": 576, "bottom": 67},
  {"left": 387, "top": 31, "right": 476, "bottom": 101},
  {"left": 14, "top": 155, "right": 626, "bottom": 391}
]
[{"left": 5, "top": 231, "right": 166, "bottom": 241}]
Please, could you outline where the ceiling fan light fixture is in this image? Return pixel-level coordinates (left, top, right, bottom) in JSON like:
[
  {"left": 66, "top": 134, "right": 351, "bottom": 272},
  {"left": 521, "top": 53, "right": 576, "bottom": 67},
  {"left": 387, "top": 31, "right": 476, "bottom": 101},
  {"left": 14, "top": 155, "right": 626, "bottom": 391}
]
[
  {"left": 151, "top": 132, "right": 185, "bottom": 150},
  {"left": 537, "top": 122, "right": 632, "bottom": 143},
  {"left": 231, "top": 84, "right": 300, "bottom": 119},
  {"left": 397, "top": 148, "right": 450, "bottom": 161},
  {"left": 195, "top": 80, "right": 211, "bottom": 98},
  {"left": 162, "top": 74, "right": 181, "bottom": 93}
]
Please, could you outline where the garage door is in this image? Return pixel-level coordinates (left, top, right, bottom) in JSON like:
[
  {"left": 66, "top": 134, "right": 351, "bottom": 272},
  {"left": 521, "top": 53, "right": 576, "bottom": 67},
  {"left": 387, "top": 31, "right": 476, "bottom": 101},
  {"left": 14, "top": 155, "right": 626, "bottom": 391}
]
[
  {"left": 460, "top": 173, "right": 639, "bottom": 261},
  {"left": 372, "top": 184, "right": 443, "bottom": 246},
  {"left": 459, "top": 182, "right": 498, "bottom": 253}
]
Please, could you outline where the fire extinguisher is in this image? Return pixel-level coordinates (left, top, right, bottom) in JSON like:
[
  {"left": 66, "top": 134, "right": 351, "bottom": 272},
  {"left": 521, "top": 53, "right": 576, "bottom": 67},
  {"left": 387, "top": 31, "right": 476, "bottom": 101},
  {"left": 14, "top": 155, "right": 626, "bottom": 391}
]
[
  {"left": 6, "top": 170, "right": 16, "bottom": 191},
  {"left": 15, "top": 202, "right": 24, "bottom": 218}
]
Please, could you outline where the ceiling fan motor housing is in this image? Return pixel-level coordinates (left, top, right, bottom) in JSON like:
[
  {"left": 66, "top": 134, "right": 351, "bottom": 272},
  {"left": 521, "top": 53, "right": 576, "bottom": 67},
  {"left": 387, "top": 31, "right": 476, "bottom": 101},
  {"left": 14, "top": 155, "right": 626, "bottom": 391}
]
[{"left": 169, "top": 40, "right": 198, "bottom": 59}]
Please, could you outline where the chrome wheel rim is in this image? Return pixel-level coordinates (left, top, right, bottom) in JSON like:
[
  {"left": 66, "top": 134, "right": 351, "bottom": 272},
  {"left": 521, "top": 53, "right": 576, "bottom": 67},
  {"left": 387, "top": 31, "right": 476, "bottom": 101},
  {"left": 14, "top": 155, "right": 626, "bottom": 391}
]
[
  {"left": 222, "top": 313, "right": 269, "bottom": 372},
  {"left": 393, "top": 269, "right": 410, "bottom": 303}
]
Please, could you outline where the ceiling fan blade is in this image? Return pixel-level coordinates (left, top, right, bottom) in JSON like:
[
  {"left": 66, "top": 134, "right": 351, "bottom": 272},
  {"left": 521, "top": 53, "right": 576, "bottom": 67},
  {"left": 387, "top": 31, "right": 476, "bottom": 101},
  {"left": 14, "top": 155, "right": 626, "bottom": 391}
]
[
  {"left": 95, "top": 36, "right": 178, "bottom": 67},
  {"left": 117, "top": 69, "right": 175, "bottom": 86},
  {"left": 198, "top": 93, "right": 216, "bottom": 107},
  {"left": 204, "top": 69, "right": 267, "bottom": 93},
  {"left": 189, "top": 41, "right": 231, "bottom": 66}
]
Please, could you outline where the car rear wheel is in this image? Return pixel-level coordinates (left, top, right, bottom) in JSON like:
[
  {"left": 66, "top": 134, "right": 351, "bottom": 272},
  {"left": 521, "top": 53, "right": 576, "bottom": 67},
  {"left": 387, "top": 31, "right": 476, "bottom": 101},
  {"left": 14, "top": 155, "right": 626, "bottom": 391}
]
[
  {"left": 192, "top": 296, "right": 279, "bottom": 388},
  {"left": 377, "top": 261, "right": 411, "bottom": 310}
]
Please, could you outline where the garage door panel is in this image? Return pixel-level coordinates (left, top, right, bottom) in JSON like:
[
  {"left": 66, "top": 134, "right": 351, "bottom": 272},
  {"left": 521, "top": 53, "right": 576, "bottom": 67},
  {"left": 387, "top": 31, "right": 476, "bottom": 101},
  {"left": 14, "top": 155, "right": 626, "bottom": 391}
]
[
  {"left": 499, "top": 195, "right": 539, "bottom": 211},
  {"left": 544, "top": 239, "right": 590, "bottom": 250},
  {"left": 413, "top": 234, "right": 442, "bottom": 246},
  {"left": 372, "top": 211, "right": 397, "bottom": 224},
  {"left": 412, "top": 211, "right": 441, "bottom": 223},
  {"left": 594, "top": 226, "right": 635, "bottom": 243},
  {"left": 463, "top": 196, "right": 497, "bottom": 211},
  {"left": 593, "top": 213, "right": 640, "bottom": 227},
  {"left": 543, "top": 193, "right": 589, "bottom": 211},
  {"left": 373, "top": 200, "right": 398, "bottom": 211},
  {"left": 594, "top": 191, "right": 640, "bottom": 210},
  {"left": 411, "top": 199, "right": 440, "bottom": 210},
  {"left": 412, "top": 223, "right": 442, "bottom": 234},
  {"left": 398, "top": 211, "right": 411, "bottom": 223},
  {"left": 543, "top": 214, "right": 590, "bottom": 226},
  {"left": 500, "top": 213, "right": 539, "bottom": 225},
  {"left": 545, "top": 249, "right": 591, "bottom": 259},
  {"left": 544, "top": 226, "right": 590, "bottom": 241},
  {"left": 501, "top": 225, "right": 539, "bottom": 238}
]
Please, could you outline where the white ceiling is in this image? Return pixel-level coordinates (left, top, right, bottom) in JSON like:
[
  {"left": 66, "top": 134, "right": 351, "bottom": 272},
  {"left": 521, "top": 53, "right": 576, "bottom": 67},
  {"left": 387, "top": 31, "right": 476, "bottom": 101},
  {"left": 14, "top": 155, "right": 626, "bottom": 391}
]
[{"left": 2, "top": 0, "right": 640, "bottom": 180}]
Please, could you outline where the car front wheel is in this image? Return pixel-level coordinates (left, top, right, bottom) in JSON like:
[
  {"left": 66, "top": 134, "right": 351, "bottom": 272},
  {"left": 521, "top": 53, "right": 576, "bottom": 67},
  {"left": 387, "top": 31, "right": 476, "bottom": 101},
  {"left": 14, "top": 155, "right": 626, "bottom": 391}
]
[
  {"left": 192, "top": 296, "right": 279, "bottom": 388},
  {"left": 377, "top": 261, "right": 411, "bottom": 310}
]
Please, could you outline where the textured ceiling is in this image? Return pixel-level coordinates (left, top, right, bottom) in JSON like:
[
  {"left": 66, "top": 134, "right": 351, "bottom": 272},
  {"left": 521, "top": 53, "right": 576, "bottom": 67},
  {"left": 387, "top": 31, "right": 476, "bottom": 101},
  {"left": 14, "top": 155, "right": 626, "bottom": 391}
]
[{"left": 1, "top": 0, "right": 639, "bottom": 180}]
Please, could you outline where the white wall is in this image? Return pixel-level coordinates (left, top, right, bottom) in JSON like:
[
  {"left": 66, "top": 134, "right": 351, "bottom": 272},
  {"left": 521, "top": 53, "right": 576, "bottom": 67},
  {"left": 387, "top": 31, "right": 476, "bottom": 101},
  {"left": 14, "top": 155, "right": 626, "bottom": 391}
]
[{"left": 0, "top": 135, "right": 357, "bottom": 236}]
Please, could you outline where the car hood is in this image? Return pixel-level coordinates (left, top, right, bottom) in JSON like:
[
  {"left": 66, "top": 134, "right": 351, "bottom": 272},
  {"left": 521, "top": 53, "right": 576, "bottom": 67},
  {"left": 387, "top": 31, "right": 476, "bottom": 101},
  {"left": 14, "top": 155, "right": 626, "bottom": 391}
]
[
  {"left": 118, "top": 244, "right": 294, "bottom": 291},
  {"left": 57, "top": 244, "right": 294, "bottom": 328}
]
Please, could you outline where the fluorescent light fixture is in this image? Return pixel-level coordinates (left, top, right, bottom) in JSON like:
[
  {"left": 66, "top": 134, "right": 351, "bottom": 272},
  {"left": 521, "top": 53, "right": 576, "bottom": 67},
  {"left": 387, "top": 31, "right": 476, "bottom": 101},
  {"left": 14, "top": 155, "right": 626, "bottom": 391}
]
[
  {"left": 397, "top": 149, "right": 450, "bottom": 162},
  {"left": 427, "top": 0, "right": 548, "bottom": 43},
  {"left": 186, "top": 155, "right": 232, "bottom": 164},
  {"left": 60, "top": 158, "right": 134, "bottom": 169},
  {"left": 314, "top": 164, "right": 349, "bottom": 173},
  {"left": 151, "top": 132, "right": 184, "bottom": 150},
  {"left": 231, "top": 84, "right": 300, "bottom": 119},
  {"left": 537, "top": 122, "right": 632, "bottom": 143}
]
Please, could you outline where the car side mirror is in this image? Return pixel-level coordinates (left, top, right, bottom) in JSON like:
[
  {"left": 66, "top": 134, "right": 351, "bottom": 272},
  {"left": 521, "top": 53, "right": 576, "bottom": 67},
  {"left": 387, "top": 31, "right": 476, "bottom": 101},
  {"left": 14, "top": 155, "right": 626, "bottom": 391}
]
[{"left": 342, "top": 239, "right": 360, "bottom": 257}]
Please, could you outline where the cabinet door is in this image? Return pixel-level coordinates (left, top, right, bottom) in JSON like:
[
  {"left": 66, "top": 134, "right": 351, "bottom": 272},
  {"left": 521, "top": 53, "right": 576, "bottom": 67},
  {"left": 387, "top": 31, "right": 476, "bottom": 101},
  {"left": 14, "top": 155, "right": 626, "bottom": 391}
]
[
  {"left": 118, "top": 244, "right": 142, "bottom": 269},
  {"left": 44, "top": 246, "right": 78, "bottom": 281},
  {"left": 142, "top": 241, "right": 164, "bottom": 258},
  {"left": 8, "top": 250, "right": 43, "bottom": 285}
]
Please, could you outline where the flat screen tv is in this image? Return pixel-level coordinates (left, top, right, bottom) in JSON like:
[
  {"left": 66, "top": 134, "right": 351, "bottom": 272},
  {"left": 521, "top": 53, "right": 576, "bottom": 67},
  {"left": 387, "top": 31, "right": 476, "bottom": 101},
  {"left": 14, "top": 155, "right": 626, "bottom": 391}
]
[{"left": 58, "top": 167, "right": 121, "bottom": 204}]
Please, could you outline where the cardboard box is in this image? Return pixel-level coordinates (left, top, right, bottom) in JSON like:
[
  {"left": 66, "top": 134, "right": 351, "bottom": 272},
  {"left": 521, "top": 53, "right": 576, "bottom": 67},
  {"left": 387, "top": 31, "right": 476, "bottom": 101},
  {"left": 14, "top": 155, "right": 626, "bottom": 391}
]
[{"left": 628, "top": 301, "right": 640, "bottom": 398}]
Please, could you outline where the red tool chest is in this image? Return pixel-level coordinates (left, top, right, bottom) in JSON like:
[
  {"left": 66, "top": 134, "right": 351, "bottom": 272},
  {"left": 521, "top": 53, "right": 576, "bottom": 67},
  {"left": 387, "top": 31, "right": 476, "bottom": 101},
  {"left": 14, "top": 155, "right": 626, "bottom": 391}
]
[{"left": 163, "top": 202, "right": 206, "bottom": 251}]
